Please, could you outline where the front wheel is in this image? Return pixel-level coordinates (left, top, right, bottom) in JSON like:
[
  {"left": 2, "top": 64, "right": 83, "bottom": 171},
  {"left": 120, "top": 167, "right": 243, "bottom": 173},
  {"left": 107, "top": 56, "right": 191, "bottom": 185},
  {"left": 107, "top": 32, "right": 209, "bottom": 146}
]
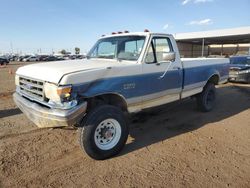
[
  {"left": 79, "top": 105, "right": 129, "bottom": 160},
  {"left": 196, "top": 83, "right": 216, "bottom": 112}
]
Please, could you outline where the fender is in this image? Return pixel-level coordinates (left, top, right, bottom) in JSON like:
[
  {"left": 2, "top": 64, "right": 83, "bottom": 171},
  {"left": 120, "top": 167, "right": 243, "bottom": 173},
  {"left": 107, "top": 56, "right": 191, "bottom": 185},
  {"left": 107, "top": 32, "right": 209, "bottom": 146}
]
[{"left": 205, "top": 68, "right": 220, "bottom": 85}]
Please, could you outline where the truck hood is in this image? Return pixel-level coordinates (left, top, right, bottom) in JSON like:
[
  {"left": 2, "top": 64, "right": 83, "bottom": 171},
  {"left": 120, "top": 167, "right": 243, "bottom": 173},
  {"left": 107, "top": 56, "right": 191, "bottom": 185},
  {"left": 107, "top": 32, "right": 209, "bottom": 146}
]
[
  {"left": 16, "top": 59, "right": 124, "bottom": 83},
  {"left": 229, "top": 64, "right": 250, "bottom": 71}
]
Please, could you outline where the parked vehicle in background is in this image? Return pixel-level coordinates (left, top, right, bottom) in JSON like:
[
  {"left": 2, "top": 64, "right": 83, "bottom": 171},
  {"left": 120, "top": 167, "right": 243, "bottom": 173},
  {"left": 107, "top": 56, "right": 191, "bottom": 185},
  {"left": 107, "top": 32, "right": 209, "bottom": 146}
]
[
  {"left": 0, "top": 57, "right": 10, "bottom": 65},
  {"left": 37, "top": 55, "right": 48, "bottom": 61},
  {"left": 63, "top": 55, "right": 70, "bottom": 60},
  {"left": 229, "top": 55, "right": 250, "bottom": 83},
  {"left": 14, "top": 31, "right": 229, "bottom": 160},
  {"left": 17, "top": 56, "right": 24, "bottom": 61},
  {"left": 55, "top": 56, "right": 65, "bottom": 61},
  {"left": 76, "top": 55, "right": 85, "bottom": 59},
  {"left": 25, "top": 56, "right": 39, "bottom": 62},
  {"left": 44, "top": 56, "right": 59, "bottom": 61},
  {"left": 21, "top": 55, "right": 31, "bottom": 62},
  {"left": 9, "top": 55, "right": 18, "bottom": 61}
]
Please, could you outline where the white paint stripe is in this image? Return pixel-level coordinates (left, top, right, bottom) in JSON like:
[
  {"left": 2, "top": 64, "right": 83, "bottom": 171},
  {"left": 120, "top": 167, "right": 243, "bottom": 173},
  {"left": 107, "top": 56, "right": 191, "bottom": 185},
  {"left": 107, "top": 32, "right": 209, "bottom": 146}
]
[
  {"left": 128, "top": 93, "right": 180, "bottom": 113},
  {"left": 127, "top": 88, "right": 180, "bottom": 105},
  {"left": 183, "top": 81, "right": 207, "bottom": 90},
  {"left": 182, "top": 58, "right": 229, "bottom": 68},
  {"left": 181, "top": 87, "right": 203, "bottom": 99}
]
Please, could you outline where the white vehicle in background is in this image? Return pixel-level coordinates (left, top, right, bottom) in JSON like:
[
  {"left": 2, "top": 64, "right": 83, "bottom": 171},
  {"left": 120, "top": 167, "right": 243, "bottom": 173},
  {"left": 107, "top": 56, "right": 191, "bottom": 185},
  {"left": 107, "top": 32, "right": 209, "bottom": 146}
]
[
  {"left": 23, "top": 56, "right": 39, "bottom": 62},
  {"left": 14, "top": 31, "right": 229, "bottom": 160}
]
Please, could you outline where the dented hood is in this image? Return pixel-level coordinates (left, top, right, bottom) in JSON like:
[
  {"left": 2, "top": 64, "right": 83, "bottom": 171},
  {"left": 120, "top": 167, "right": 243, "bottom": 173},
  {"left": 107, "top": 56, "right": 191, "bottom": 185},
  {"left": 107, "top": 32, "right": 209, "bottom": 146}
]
[{"left": 16, "top": 59, "right": 120, "bottom": 84}]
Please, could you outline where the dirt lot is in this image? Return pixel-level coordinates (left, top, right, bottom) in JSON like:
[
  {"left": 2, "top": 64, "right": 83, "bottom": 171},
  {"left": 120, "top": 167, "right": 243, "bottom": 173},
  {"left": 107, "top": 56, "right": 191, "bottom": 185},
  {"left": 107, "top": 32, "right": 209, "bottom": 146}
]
[{"left": 0, "top": 62, "right": 250, "bottom": 188}]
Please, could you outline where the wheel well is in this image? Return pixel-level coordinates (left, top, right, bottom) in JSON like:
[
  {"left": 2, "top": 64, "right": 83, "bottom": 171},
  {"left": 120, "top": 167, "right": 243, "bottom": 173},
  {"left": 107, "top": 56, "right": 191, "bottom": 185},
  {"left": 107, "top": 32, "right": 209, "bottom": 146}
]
[
  {"left": 87, "top": 94, "right": 128, "bottom": 112},
  {"left": 208, "top": 74, "right": 219, "bottom": 85}
]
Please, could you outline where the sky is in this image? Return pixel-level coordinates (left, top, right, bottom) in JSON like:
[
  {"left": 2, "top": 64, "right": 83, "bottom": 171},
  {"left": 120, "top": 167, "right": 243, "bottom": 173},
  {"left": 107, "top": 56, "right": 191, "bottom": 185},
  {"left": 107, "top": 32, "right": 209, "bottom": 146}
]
[{"left": 0, "top": 0, "right": 249, "bottom": 54}]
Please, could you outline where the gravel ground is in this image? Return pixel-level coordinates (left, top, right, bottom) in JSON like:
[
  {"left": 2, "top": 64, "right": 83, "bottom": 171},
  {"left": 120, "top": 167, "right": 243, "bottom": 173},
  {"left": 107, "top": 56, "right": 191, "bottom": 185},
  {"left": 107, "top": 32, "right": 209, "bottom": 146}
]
[{"left": 0, "top": 62, "right": 250, "bottom": 188}]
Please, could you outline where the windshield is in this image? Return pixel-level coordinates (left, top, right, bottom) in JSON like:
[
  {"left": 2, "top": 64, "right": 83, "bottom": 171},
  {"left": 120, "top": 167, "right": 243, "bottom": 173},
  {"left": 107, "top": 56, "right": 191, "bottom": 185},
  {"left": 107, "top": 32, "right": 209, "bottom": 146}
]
[
  {"left": 88, "top": 36, "right": 146, "bottom": 61},
  {"left": 230, "top": 56, "right": 250, "bottom": 65}
]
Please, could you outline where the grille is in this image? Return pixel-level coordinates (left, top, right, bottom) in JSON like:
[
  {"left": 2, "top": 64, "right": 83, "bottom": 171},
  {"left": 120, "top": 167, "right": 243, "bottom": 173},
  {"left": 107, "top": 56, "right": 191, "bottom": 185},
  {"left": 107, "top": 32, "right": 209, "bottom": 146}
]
[{"left": 19, "top": 77, "right": 44, "bottom": 101}]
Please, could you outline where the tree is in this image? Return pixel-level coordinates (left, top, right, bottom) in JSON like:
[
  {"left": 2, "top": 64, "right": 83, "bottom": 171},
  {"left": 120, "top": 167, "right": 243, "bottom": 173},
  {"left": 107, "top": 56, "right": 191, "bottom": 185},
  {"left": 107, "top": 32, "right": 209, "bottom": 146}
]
[
  {"left": 60, "top": 49, "right": 67, "bottom": 55},
  {"left": 75, "top": 47, "right": 80, "bottom": 55}
]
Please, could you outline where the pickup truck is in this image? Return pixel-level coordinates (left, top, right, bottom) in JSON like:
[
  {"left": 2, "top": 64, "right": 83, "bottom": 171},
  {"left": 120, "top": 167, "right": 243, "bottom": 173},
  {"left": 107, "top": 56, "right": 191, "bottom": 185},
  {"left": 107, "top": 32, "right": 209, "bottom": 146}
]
[{"left": 14, "top": 31, "right": 229, "bottom": 159}]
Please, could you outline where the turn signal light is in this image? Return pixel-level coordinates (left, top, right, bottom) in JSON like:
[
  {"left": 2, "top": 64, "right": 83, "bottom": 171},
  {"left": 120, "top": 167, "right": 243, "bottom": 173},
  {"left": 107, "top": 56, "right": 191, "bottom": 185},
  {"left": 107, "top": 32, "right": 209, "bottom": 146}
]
[{"left": 57, "top": 86, "right": 72, "bottom": 95}]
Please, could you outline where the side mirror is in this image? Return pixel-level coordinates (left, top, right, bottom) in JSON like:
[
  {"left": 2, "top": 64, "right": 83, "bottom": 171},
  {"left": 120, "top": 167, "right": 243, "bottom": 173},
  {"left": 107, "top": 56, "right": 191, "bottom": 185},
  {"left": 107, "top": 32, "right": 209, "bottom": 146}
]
[{"left": 162, "top": 52, "right": 175, "bottom": 62}]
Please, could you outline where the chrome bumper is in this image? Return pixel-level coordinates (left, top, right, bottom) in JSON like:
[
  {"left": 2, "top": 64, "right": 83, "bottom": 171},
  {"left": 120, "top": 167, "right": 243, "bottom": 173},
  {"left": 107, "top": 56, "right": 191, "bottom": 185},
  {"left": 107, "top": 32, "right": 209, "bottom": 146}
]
[{"left": 13, "top": 92, "right": 87, "bottom": 128}]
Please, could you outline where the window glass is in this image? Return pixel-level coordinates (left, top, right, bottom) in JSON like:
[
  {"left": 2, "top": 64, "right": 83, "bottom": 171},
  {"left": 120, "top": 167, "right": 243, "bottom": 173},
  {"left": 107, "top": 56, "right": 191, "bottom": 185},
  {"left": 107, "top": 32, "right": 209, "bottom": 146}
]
[
  {"left": 145, "top": 43, "right": 155, "bottom": 63},
  {"left": 93, "top": 42, "right": 116, "bottom": 59},
  {"left": 145, "top": 37, "right": 172, "bottom": 63},
  {"left": 88, "top": 36, "right": 145, "bottom": 61},
  {"left": 120, "top": 39, "right": 145, "bottom": 60},
  {"left": 153, "top": 38, "right": 172, "bottom": 62},
  {"left": 125, "top": 40, "right": 144, "bottom": 53}
]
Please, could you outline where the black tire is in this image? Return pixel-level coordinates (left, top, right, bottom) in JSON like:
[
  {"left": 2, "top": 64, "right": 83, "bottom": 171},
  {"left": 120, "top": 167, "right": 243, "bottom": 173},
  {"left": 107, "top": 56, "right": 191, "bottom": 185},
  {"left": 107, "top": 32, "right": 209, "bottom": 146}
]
[
  {"left": 196, "top": 83, "right": 216, "bottom": 112},
  {"left": 79, "top": 105, "right": 129, "bottom": 160}
]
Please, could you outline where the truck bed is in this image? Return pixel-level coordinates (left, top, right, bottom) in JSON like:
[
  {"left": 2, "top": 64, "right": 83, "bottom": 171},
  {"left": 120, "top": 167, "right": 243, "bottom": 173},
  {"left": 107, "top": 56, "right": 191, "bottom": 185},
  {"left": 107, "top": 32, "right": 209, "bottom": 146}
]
[{"left": 180, "top": 57, "right": 229, "bottom": 98}]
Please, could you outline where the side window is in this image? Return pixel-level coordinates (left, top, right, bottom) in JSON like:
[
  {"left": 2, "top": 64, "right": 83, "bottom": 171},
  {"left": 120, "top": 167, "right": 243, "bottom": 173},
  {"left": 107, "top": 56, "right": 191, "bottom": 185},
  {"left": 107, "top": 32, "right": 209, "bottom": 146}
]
[
  {"left": 154, "top": 38, "right": 172, "bottom": 62},
  {"left": 145, "top": 37, "right": 173, "bottom": 63}
]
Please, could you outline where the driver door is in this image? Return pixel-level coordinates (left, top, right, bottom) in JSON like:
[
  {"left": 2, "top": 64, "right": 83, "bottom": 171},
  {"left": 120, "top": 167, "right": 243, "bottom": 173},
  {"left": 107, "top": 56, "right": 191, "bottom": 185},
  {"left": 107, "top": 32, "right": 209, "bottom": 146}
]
[{"left": 141, "top": 36, "right": 183, "bottom": 108}]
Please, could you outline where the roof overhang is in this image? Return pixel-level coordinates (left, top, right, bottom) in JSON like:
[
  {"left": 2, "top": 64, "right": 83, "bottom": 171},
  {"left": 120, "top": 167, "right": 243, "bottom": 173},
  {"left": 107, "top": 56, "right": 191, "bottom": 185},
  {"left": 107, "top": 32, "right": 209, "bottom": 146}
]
[{"left": 174, "top": 26, "right": 250, "bottom": 44}]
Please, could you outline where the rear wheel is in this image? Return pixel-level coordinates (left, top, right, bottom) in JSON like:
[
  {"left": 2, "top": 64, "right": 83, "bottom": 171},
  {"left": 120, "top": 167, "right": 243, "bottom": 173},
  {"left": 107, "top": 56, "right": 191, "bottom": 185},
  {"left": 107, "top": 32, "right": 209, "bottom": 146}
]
[
  {"left": 79, "top": 105, "right": 128, "bottom": 160},
  {"left": 196, "top": 83, "right": 216, "bottom": 112}
]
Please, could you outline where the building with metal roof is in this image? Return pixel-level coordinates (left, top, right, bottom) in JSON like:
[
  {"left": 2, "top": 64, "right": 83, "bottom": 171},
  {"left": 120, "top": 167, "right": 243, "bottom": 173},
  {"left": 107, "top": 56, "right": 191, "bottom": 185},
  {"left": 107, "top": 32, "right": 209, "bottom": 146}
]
[{"left": 174, "top": 26, "right": 250, "bottom": 57}]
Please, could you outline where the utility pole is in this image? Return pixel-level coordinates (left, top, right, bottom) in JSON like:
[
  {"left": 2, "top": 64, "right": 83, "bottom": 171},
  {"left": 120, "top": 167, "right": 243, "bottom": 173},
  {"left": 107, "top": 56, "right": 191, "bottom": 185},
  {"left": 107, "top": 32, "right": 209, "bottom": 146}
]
[
  {"left": 10, "top": 42, "right": 13, "bottom": 54},
  {"left": 201, "top": 38, "right": 205, "bottom": 57}
]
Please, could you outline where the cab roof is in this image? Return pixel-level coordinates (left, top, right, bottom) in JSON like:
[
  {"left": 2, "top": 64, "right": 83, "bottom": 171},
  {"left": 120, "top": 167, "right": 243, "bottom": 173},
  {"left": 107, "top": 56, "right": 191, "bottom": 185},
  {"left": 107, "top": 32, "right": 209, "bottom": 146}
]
[{"left": 100, "top": 32, "right": 172, "bottom": 39}]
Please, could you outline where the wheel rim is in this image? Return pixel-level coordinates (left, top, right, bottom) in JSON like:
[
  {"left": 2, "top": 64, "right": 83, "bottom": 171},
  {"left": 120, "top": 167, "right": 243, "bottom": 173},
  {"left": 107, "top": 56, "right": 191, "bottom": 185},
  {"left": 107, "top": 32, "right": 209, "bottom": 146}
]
[
  {"left": 206, "top": 90, "right": 215, "bottom": 107},
  {"left": 94, "top": 118, "right": 122, "bottom": 150}
]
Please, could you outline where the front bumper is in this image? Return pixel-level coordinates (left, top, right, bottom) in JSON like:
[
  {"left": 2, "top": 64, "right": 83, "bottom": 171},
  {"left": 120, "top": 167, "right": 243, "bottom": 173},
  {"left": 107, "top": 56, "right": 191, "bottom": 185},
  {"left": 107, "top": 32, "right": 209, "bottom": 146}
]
[
  {"left": 13, "top": 92, "right": 87, "bottom": 128},
  {"left": 229, "top": 72, "right": 250, "bottom": 83}
]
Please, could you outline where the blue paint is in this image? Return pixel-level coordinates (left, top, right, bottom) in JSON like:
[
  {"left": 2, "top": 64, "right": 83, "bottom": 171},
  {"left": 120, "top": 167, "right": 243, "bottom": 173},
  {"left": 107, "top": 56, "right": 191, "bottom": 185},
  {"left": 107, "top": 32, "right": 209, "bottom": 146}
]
[
  {"left": 184, "top": 63, "right": 229, "bottom": 86},
  {"left": 72, "top": 63, "right": 228, "bottom": 101}
]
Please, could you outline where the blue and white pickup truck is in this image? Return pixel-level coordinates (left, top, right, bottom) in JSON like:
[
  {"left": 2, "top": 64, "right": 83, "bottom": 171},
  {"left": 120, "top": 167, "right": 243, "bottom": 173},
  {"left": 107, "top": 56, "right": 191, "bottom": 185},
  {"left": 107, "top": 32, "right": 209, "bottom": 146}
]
[{"left": 14, "top": 31, "right": 229, "bottom": 159}]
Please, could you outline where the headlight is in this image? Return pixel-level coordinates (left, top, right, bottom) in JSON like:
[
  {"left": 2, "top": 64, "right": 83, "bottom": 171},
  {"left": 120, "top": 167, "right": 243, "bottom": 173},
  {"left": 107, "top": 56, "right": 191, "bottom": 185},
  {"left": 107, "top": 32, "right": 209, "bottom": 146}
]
[
  {"left": 44, "top": 83, "right": 61, "bottom": 102},
  {"left": 239, "top": 70, "right": 250, "bottom": 74},
  {"left": 15, "top": 75, "right": 20, "bottom": 86},
  {"left": 44, "top": 83, "right": 77, "bottom": 109}
]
